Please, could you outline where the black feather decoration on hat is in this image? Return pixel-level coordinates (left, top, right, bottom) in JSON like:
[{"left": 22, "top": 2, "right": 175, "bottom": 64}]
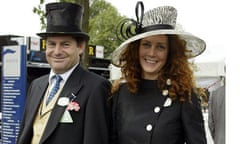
[
  {"left": 116, "top": 1, "right": 144, "bottom": 42},
  {"left": 116, "top": 18, "right": 138, "bottom": 42}
]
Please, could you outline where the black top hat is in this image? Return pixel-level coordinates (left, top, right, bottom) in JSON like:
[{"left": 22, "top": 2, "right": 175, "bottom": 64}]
[{"left": 37, "top": 2, "right": 89, "bottom": 41}]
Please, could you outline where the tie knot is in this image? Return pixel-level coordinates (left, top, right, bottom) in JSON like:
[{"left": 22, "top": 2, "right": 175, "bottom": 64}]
[
  {"left": 55, "top": 75, "right": 62, "bottom": 83},
  {"left": 46, "top": 75, "right": 62, "bottom": 105}
]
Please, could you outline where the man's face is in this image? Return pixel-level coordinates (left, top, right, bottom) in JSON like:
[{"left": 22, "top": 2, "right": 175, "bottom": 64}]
[{"left": 46, "top": 35, "right": 85, "bottom": 74}]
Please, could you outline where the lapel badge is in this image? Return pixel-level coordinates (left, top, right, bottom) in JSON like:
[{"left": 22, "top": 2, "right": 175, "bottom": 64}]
[{"left": 57, "top": 97, "right": 70, "bottom": 107}]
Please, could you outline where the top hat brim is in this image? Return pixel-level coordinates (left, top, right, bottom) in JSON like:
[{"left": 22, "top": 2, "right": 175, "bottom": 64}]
[
  {"left": 111, "top": 29, "right": 206, "bottom": 67},
  {"left": 37, "top": 32, "right": 90, "bottom": 41}
]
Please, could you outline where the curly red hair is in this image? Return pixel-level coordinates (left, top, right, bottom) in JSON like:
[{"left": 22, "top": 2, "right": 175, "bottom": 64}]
[{"left": 111, "top": 35, "right": 197, "bottom": 101}]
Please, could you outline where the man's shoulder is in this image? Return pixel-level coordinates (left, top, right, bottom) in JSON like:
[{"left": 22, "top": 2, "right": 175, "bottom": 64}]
[{"left": 32, "top": 74, "right": 49, "bottom": 83}]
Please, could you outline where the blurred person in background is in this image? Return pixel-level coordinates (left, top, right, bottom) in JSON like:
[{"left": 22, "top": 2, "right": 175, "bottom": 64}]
[{"left": 208, "top": 76, "right": 225, "bottom": 144}]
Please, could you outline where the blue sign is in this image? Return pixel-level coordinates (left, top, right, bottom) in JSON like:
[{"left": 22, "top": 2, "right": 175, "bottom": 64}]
[{"left": 1, "top": 45, "right": 27, "bottom": 144}]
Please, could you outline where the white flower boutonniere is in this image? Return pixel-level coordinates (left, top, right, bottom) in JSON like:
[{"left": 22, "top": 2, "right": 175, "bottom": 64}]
[{"left": 163, "top": 97, "right": 172, "bottom": 107}]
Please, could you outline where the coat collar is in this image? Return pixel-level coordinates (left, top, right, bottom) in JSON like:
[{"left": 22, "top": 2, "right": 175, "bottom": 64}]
[{"left": 40, "top": 65, "right": 85, "bottom": 143}]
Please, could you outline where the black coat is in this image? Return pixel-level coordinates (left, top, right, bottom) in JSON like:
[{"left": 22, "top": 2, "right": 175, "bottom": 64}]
[
  {"left": 17, "top": 65, "right": 112, "bottom": 144},
  {"left": 111, "top": 80, "right": 207, "bottom": 144}
]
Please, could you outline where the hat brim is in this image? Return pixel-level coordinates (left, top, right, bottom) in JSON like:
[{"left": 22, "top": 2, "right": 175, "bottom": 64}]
[
  {"left": 112, "top": 29, "right": 206, "bottom": 67},
  {"left": 37, "top": 32, "right": 89, "bottom": 41}
]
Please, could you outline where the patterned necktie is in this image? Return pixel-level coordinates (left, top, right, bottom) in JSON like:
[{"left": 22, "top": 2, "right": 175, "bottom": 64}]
[{"left": 46, "top": 75, "right": 62, "bottom": 105}]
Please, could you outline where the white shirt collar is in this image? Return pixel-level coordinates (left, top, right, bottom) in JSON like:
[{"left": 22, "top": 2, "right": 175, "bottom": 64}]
[{"left": 49, "top": 64, "right": 79, "bottom": 85}]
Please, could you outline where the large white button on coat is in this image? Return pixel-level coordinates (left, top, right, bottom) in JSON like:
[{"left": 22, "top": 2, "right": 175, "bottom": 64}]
[
  {"left": 146, "top": 124, "right": 152, "bottom": 131},
  {"left": 154, "top": 106, "right": 160, "bottom": 113}
]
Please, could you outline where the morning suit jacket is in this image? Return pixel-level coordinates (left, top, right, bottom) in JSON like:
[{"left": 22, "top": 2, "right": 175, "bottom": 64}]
[
  {"left": 17, "top": 65, "right": 112, "bottom": 144},
  {"left": 111, "top": 79, "right": 207, "bottom": 144},
  {"left": 208, "top": 85, "right": 225, "bottom": 144}
]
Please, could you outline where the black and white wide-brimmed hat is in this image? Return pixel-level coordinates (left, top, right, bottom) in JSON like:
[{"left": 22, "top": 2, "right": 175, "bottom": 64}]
[{"left": 112, "top": 1, "right": 206, "bottom": 67}]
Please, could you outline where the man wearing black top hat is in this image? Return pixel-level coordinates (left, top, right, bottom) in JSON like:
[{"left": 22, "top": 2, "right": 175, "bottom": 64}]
[{"left": 17, "top": 2, "right": 111, "bottom": 144}]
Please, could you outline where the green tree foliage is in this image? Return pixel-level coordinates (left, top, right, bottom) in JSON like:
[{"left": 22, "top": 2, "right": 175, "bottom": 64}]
[
  {"left": 33, "top": 0, "right": 46, "bottom": 30},
  {"left": 89, "top": 0, "right": 125, "bottom": 58}
]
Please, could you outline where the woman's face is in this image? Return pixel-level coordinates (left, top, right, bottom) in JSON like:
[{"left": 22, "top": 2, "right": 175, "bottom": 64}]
[{"left": 139, "top": 35, "right": 169, "bottom": 80}]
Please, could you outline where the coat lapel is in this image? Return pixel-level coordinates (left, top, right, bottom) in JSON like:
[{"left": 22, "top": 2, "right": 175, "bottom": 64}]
[
  {"left": 28, "top": 75, "right": 49, "bottom": 127},
  {"left": 40, "top": 65, "right": 85, "bottom": 143},
  {"left": 17, "top": 75, "right": 49, "bottom": 144}
]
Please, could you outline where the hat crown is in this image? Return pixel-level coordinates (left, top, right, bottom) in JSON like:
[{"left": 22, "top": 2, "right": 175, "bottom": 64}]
[
  {"left": 142, "top": 6, "right": 177, "bottom": 28},
  {"left": 115, "top": 3, "right": 177, "bottom": 42},
  {"left": 37, "top": 2, "right": 89, "bottom": 41},
  {"left": 45, "top": 2, "right": 83, "bottom": 33}
]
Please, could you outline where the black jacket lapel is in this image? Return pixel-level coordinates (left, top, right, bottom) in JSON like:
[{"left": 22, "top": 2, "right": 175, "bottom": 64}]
[
  {"left": 17, "top": 75, "right": 49, "bottom": 144},
  {"left": 27, "top": 75, "right": 49, "bottom": 128},
  {"left": 40, "top": 65, "right": 85, "bottom": 143}
]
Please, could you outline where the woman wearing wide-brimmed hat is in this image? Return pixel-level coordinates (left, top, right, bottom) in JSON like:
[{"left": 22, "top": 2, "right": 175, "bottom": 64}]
[{"left": 111, "top": 1, "right": 207, "bottom": 144}]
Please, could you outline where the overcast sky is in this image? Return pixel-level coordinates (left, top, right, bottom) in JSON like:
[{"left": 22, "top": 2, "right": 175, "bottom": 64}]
[
  {"left": 0, "top": 1, "right": 236, "bottom": 65},
  {"left": 0, "top": 0, "right": 227, "bottom": 61}
]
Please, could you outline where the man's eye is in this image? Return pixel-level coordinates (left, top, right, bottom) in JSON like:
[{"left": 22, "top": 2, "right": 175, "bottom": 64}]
[
  {"left": 63, "top": 43, "right": 70, "bottom": 47},
  {"left": 47, "top": 43, "right": 55, "bottom": 47}
]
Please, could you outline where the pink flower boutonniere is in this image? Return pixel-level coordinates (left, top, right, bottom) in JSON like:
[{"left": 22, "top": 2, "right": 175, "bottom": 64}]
[
  {"left": 66, "top": 101, "right": 80, "bottom": 111},
  {"left": 57, "top": 93, "right": 80, "bottom": 112}
]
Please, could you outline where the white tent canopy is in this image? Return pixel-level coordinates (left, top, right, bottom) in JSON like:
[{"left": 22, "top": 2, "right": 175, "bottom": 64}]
[
  {"left": 193, "top": 58, "right": 225, "bottom": 91},
  {"left": 194, "top": 59, "right": 225, "bottom": 78}
]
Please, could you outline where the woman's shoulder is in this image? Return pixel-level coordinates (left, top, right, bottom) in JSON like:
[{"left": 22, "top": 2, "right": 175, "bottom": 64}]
[
  {"left": 117, "top": 81, "right": 128, "bottom": 92},
  {"left": 112, "top": 80, "right": 130, "bottom": 96}
]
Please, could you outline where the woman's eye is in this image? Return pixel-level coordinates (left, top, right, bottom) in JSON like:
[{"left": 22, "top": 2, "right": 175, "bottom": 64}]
[
  {"left": 155, "top": 43, "right": 167, "bottom": 50},
  {"left": 157, "top": 45, "right": 165, "bottom": 49},
  {"left": 142, "top": 43, "right": 151, "bottom": 47}
]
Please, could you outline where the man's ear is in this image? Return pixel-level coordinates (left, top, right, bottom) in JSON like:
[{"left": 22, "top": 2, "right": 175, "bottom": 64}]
[{"left": 78, "top": 41, "right": 86, "bottom": 54}]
